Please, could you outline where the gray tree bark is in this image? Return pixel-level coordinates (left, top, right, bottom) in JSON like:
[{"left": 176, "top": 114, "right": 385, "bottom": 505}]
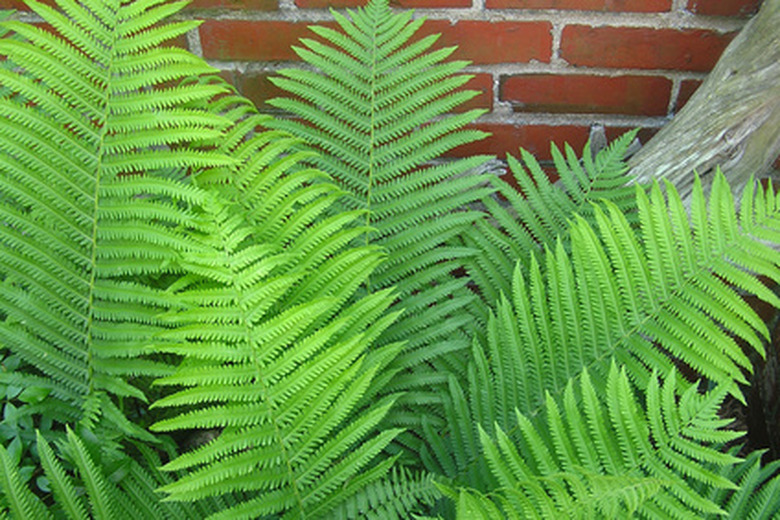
[{"left": 627, "top": 0, "right": 780, "bottom": 203}]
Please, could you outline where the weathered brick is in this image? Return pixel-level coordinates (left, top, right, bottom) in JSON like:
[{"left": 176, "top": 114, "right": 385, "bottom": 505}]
[
  {"left": 226, "top": 70, "right": 488, "bottom": 113},
  {"left": 297, "top": 0, "right": 470, "bottom": 8},
  {"left": 0, "top": 0, "right": 53, "bottom": 9},
  {"left": 457, "top": 73, "right": 494, "bottom": 113},
  {"left": 686, "top": 0, "right": 762, "bottom": 16},
  {"left": 501, "top": 74, "right": 671, "bottom": 115},
  {"left": 200, "top": 21, "right": 335, "bottom": 61},
  {"left": 674, "top": 79, "right": 703, "bottom": 110},
  {"left": 186, "top": 0, "right": 277, "bottom": 9},
  {"left": 163, "top": 34, "right": 189, "bottom": 50},
  {"left": 448, "top": 123, "right": 589, "bottom": 159},
  {"left": 236, "top": 71, "right": 288, "bottom": 110},
  {"left": 561, "top": 25, "right": 735, "bottom": 71},
  {"left": 604, "top": 126, "right": 659, "bottom": 145},
  {"left": 200, "top": 20, "right": 551, "bottom": 65},
  {"left": 216, "top": 69, "right": 239, "bottom": 87},
  {"left": 486, "top": 0, "right": 671, "bottom": 12},
  {"left": 419, "top": 20, "right": 552, "bottom": 64}
]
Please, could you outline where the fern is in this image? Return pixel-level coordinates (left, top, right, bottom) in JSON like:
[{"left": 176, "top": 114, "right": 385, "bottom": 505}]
[
  {"left": 1, "top": 1, "right": 779, "bottom": 519},
  {"left": 451, "top": 364, "right": 742, "bottom": 519},
  {"left": 425, "top": 172, "right": 780, "bottom": 494},
  {"left": 0, "top": 0, "right": 231, "bottom": 437},
  {"left": 266, "top": 0, "right": 496, "bottom": 431},
  {"left": 0, "top": 429, "right": 238, "bottom": 519},
  {"left": 328, "top": 467, "right": 441, "bottom": 519},
  {"left": 706, "top": 450, "right": 780, "bottom": 519},
  {"left": 147, "top": 82, "right": 429, "bottom": 518},
  {"left": 463, "top": 131, "right": 640, "bottom": 307}
]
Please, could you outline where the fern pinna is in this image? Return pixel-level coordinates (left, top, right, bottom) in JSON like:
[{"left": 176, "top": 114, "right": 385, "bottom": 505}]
[
  {"left": 0, "top": 0, "right": 231, "bottom": 438},
  {"left": 266, "top": 0, "right": 496, "bottom": 433}
]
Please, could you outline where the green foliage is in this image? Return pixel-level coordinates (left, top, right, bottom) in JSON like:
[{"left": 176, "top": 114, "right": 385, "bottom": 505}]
[
  {"left": 463, "top": 130, "right": 639, "bottom": 306},
  {"left": 424, "top": 172, "right": 780, "bottom": 493},
  {"left": 455, "top": 365, "right": 742, "bottom": 519},
  {"left": 0, "top": 0, "right": 231, "bottom": 438},
  {"left": 0, "top": 0, "right": 779, "bottom": 519},
  {"left": 266, "top": 0, "right": 497, "bottom": 430},
  {"left": 148, "top": 82, "right": 414, "bottom": 518},
  {"left": 0, "top": 428, "right": 237, "bottom": 519},
  {"left": 708, "top": 451, "right": 780, "bottom": 519}
]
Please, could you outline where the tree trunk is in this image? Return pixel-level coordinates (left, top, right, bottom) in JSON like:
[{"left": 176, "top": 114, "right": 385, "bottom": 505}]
[{"left": 627, "top": 0, "right": 780, "bottom": 204}]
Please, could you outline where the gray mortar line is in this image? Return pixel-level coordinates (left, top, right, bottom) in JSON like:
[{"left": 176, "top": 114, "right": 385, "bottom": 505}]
[
  {"left": 470, "top": 0, "right": 486, "bottom": 15},
  {"left": 549, "top": 21, "right": 564, "bottom": 66},
  {"left": 208, "top": 59, "right": 707, "bottom": 86},
  {"left": 672, "top": 0, "right": 690, "bottom": 13},
  {"left": 462, "top": 63, "right": 710, "bottom": 80},
  {"left": 12, "top": 12, "right": 42, "bottom": 23},
  {"left": 476, "top": 112, "right": 670, "bottom": 128},
  {"left": 178, "top": 9, "right": 747, "bottom": 33},
  {"left": 207, "top": 60, "right": 315, "bottom": 74},
  {"left": 668, "top": 77, "right": 683, "bottom": 116},
  {"left": 186, "top": 27, "right": 204, "bottom": 58}
]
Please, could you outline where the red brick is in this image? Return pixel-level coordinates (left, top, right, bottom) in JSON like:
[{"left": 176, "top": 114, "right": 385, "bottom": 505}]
[
  {"left": 686, "top": 0, "right": 762, "bottom": 16},
  {"left": 201, "top": 20, "right": 551, "bottom": 65},
  {"left": 237, "top": 72, "right": 288, "bottom": 110},
  {"left": 165, "top": 35, "right": 188, "bottom": 50},
  {"left": 186, "top": 0, "right": 277, "bottom": 9},
  {"left": 561, "top": 25, "right": 735, "bottom": 71},
  {"left": 456, "top": 73, "right": 493, "bottom": 113},
  {"left": 216, "top": 69, "right": 239, "bottom": 87},
  {"left": 0, "top": 0, "right": 54, "bottom": 9},
  {"left": 230, "top": 70, "right": 488, "bottom": 113},
  {"left": 501, "top": 74, "right": 671, "bottom": 116},
  {"left": 297, "top": 0, "right": 469, "bottom": 7},
  {"left": 604, "top": 126, "right": 659, "bottom": 144},
  {"left": 419, "top": 20, "right": 552, "bottom": 64},
  {"left": 674, "top": 79, "right": 703, "bottom": 111},
  {"left": 486, "top": 0, "right": 671, "bottom": 11},
  {"left": 200, "top": 21, "right": 336, "bottom": 61},
  {"left": 448, "top": 123, "right": 589, "bottom": 159}
]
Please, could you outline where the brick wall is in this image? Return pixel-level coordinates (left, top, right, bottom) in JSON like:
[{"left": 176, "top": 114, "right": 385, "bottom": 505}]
[{"left": 3, "top": 0, "right": 766, "bottom": 164}]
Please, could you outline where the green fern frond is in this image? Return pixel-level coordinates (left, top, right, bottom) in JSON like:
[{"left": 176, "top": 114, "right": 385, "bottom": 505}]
[
  {"left": 0, "top": 9, "right": 25, "bottom": 102},
  {"left": 36, "top": 431, "right": 88, "bottom": 520},
  {"left": 700, "top": 450, "right": 780, "bottom": 519},
  {"left": 0, "top": 436, "right": 52, "bottom": 519},
  {"left": 0, "top": 428, "right": 235, "bottom": 519},
  {"left": 59, "top": 428, "right": 122, "bottom": 519},
  {"left": 0, "top": 0, "right": 232, "bottom": 435},
  {"left": 455, "top": 364, "right": 742, "bottom": 519},
  {"left": 326, "top": 467, "right": 441, "bottom": 519},
  {"left": 147, "top": 82, "right": 409, "bottom": 518},
  {"left": 463, "top": 131, "right": 639, "bottom": 306},
  {"left": 267, "top": 0, "right": 496, "bottom": 427},
  {"left": 453, "top": 488, "right": 506, "bottom": 520},
  {"left": 426, "top": 171, "right": 780, "bottom": 489}
]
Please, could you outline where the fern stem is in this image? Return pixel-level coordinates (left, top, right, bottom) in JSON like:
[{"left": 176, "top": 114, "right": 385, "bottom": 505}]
[
  {"left": 363, "top": 0, "right": 382, "bottom": 295},
  {"left": 224, "top": 231, "right": 307, "bottom": 517},
  {"left": 84, "top": 0, "right": 120, "bottom": 416}
]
